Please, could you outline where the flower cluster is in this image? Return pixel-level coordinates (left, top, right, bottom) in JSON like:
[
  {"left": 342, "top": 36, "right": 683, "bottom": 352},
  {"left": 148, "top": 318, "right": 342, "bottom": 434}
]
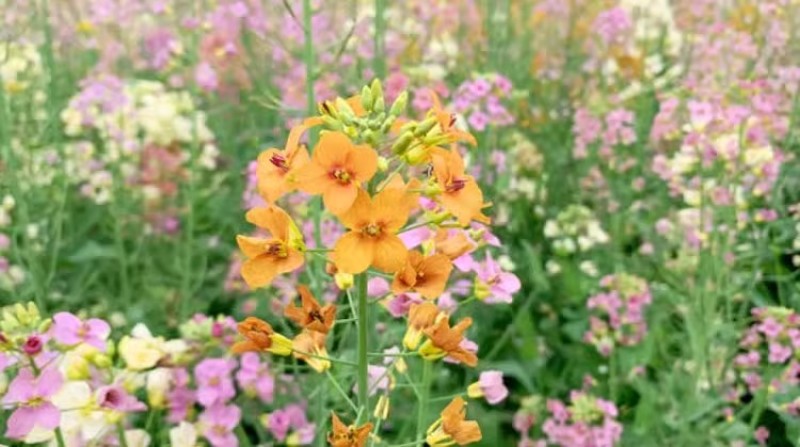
[
  {"left": 451, "top": 74, "right": 515, "bottom": 132},
  {"left": 0, "top": 303, "right": 321, "bottom": 446},
  {"left": 513, "top": 390, "right": 623, "bottom": 447},
  {"left": 584, "top": 274, "right": 652, "bottom": 356},
  {"left": 543, "top": 205, "right": 609, "bottom": 276},
  {"left": 55, "top": 77, "right": 219, "bottom": 232},
  {"left": 233, "top": 79, "right": 517, "bottom": 445},
  {"left": 733, "top": 307, "right": 800, "bottom": 399}
]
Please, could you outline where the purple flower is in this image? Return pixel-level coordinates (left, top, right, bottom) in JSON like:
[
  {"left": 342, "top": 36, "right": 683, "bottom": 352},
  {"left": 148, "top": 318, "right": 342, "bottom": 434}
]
[
  {"left": 473, "top": 254, "right": 521, "bottom": 304},
  {"left": 468, "top": 110, "right": 490, "bottom": 132},
  {"left": 200, "top": 404, "right": 241, "bottom": 447},
  {"left": 195, "top": 358, "right": 237, "bottom": 407},
  {"left": 52, "top": 312, "right": 111, "bottom": 351},
  {"left": 236, "top": 352, "right": 275, "bottom": 403},
  {"left": 2, "top": 367, "right": 63, "bottom": 439}
]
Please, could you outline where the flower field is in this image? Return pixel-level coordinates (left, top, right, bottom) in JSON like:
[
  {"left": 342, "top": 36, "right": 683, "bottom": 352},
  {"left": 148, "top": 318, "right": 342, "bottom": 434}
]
[{"left": 1, "top": 0, "right": 800, "bottom": 446}]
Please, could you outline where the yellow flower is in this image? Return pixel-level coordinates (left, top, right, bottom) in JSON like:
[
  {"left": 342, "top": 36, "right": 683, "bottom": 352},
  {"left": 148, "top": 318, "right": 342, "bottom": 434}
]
[{"left": 118, "top": 336, "right": 164, "bottom": 371}]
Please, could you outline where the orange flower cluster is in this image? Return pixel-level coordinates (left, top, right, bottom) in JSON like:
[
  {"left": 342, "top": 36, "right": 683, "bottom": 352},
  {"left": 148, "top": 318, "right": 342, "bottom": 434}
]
[{"left": 233, "top": 80, "right": 490, "bottom": 446}]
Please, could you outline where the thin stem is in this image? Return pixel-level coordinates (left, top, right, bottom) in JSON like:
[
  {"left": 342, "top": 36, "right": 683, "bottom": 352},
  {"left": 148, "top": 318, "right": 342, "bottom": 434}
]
[
  {"left": 373, "top": 0, "right": 386, "bottom": 79},
  {"left": 356, "top": 273, "right": 370, "bottom": 423},
  {"left": 302, "top": 0, "right": 325, "bottom": 299},
  {"left": 116, "top": 423, "right": 129, "bottom": 447},
  {"left": 415, "top": 360, "right": 432, "bottom": 441},
  {"left": 54, "top": 428, "right": 67, "bottom": 447},
  {"left": 325, "top": 369, "right": 359, "bottom": 413},
  {"left": 236, "top": 425, "right": 254, "bottom": 447}
]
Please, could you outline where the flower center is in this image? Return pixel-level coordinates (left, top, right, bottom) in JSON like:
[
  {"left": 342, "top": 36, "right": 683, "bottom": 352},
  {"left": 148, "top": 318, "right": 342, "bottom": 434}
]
[
  {"left": 363, "top": 224, "right": 382, "bottom": 237},
  {"left": 25, "top": 396, "right": 45, "bottom": 408},
  {"left": 332, "top": 168, "right": 352, "bottom": 184},
  {"left": 266, "top": 241, "right": 288, "bottom": 258},
  {"left": 209, "top": 377, "right": 220, "bottom": 386},
  {"left": 309, "top": 309, "right": 324, "bottom": 322},
  {"left": 446, "top": 178, "right": 467, "bottom": 193}
]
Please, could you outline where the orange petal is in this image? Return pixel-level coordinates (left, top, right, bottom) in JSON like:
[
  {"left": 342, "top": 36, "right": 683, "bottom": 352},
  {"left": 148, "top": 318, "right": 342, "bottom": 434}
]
[
  {"left": 314, "top": 131, "right": 352, "bottom": 168},
  {"left": 371, "top": 235, "right": 408, "bottom": 273},
  {"left": 276, "top": 249, "right": 305, "bottom": 275},
  {"left": 347, "top": 144, "right": 378, "bottom": 183},
  {"left": 332, "top": 232, "right": 373, "bottom": 274},
  {"left": 241, "top": 255, "right": 279, "bottom": 289},
  {"left": 338, "top": 188, "right": 372, "bottom": 230},
  {"left": 245, "top": 207, "right": 291, "bottom": 240},
  {"left": 236, "top": 235, "right": 266, "bottom": 259},
  {"left": 295, "top": 162, "right": 331, "bottom": 195},
  {"left": 231, "top": 340, "right": 259, "bottom": 354},
  {"left": 322, "top": 184, "right": 359, "bottom": 215},
  {"left": 372, "top": 188, "right": 412, "bottom": 232}
]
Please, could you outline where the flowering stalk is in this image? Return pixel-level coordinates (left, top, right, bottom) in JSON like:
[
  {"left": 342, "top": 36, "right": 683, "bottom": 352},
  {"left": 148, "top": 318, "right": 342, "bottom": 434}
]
[{"left": 356, "top": 272, "right": 370, "bottom": 421}]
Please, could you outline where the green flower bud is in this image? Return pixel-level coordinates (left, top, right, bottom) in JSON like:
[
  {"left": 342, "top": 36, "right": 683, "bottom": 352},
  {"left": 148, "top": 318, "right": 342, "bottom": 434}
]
[
  {"left": 391, "top": 132, "right": 414, "bottom": 155},
  {"left": 389, "top": 91, "right": 408, "bottom": 117},
  {"left": 360, "top": 85, "right": 373, "bottom": 112}
]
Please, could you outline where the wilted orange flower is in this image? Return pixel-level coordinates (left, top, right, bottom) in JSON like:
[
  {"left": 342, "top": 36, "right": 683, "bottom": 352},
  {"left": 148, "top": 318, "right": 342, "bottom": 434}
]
[
  {"left": 256, "top": 121, "right": 314, "bottom": 203},
  {"left": 434, "top": 228, "right": 474, "bottom": 260},
  {"left": 328, "top": 413, "right": 373, "bottom": 447},
  {"left": 392, "top": 250, "right": 453, "bottom": 299},
  {"left": 403, "top": 302, "right": 441, "bottom": 350},
  {"left": 285, "top": 285, "right": 336, "bottom": 334},
  {"left": 332, "top": 188, "right": 411, "bottom": 274},
  {"left": 430, "top": 149, "right": 489, "bottom": 226},
  {"left": 231, "top": 317, "right": 292, "bottom": 356},
  {"left": 292, "top": 329, "right": 331, "bottom": 372},
  {"left": 297, "top": 131, "right": 378, "bottom": 214},
  {"left": 420, "top": 316, "right": 477, "bottom": 367},
  {"left": 429, "top": 92, "right": 477, "bottom": 146},
  {"left": 426, "top": 397, "right": 482, "bottom": 446},
  {"left": 237, "top": 206, "right": 305, "bottom": 288}
]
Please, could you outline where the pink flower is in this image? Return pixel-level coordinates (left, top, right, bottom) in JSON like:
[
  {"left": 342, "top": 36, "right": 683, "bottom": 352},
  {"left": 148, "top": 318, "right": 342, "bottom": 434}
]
[
  {"left": 52, "top": 312, "right": 111, "bottom": 351},
  {"left": 195, "top": 358, "right": 237, "bottom": 407},
  {"left": 195, "top": 62, "right": 219, "bottom": 92},
  {"left": 22, "top": 335, "right": 43, "bottom": 356},
  {"left": 168, "top": 368, "right": 196, "bottom": 423},
  {"left": 755, "top": 426, "right": 769, "bottom": 446},
  {"left": 473, "top": 254, "right": 521, "bottom": 304},
  {"left": 353, "top": 365, "right": 390, "bottom": 397},
  {"left": 200, "top": 404, "right": 241, "bottom": 447},
  {"left": 236, "top": 352, "right": 274, "bottom": 403},
  {"left": 267, "top": 404, "right": 315, "bottom": 443},
  {"left": 2, "top": 367, "right": 63, "bottom": 439},
  {"left": 96, "top": 385, "right": 146, "bottom": 412},
  {"left": 474, "top": 371, "right": 509, "bottom": 405}
]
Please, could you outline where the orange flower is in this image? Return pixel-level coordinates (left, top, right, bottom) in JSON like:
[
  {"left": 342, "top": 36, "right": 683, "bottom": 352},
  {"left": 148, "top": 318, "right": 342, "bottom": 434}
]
[
  {"left": 430, "top": 148, "right": 489, "bottom": 226},
  {"left": 434, "top": 228, "right": 475, "bottom": 260},
  {"left": 426, "top": 397, "right": 482, "bottom": 446},
  {"left": 392, "top": 250, "right": 453, "bottom": 299},
  {"left": 332, "top": 188, "right": 411, "bottom": 274},
  {"left": 327, "top": 413, "right": 373, "bottom": 447},
  {"left": 256, "top": 120, "right": 315, "bottom": 203},
  {"left": 403, "top": 302, "right": 441, "bottom": 350},
  {"left": 430, "top": 92, "right": 477, "bottom": 146},
  {"left": 292, "top": 329, "right": 331, "bottom": 372},
  {"left": 237, "top": 206, "right": 305, "bottom": 288},
  {"left": 231, "top": 317, "right": 292, "bottom": 356},
  {"left": 419, "top": 316, "right": 477, "bottom": 367},
  {"left": 297, "top": 131, "right": 378, "bottom": 214},
  {"left": 284, "top": 285, "right": 336, "bottom": 334}
]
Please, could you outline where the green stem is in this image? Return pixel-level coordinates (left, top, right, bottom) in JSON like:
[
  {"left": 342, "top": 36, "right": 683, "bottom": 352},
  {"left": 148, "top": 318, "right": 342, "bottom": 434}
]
[
  {"left": 54, "top": 428, "right": 67, "bottom": 447},
  {"left": 302, "top": 0, "right": 325, "bottom": 298},
  {"left": 325, "top": 369, "right": 359, "bottom": 412},
  {"left": 236, "top": 425, "right": 254, "bottom": 447},
  {"left": 373, "top": 0, "right": 386, "bottom": 79},
  {"left": 356, "top": 272, "right": 370, "bottom": 422},
  {"left": 116, "top": 423, "right": 129, "bottom": 447},
  {"left": 415, "top": 360, "right": 432, "bottom": 442}
]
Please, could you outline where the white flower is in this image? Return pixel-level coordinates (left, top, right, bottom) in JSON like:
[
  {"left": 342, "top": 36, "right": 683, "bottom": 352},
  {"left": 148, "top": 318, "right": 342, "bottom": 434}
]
[{"left": 169, "top": 422, "right": 198, "bottom": 447}]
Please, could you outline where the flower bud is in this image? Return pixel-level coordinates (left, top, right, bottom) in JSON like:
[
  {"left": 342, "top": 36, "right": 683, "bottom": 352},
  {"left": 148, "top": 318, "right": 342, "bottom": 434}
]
[
  {"left": 374, "top": 395, "right": 390, "bottom": 420},
  {"left": 335, "top": 273, "right": 354, "bottom": 290},
  {"left": 360, "top": 86, "right": 373, "bottom": 112},
  {"left": 377, "top": 156, "right": 389, "bottom": 172},
  {"left": 370, "top": 79, "right": 384, "bottom": 108},
  {"left": 389, "top": 91, "right": 408, "bottom": 117},
  {"left": 391, "top": 132, "right": 414, "bottom": 155}
]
